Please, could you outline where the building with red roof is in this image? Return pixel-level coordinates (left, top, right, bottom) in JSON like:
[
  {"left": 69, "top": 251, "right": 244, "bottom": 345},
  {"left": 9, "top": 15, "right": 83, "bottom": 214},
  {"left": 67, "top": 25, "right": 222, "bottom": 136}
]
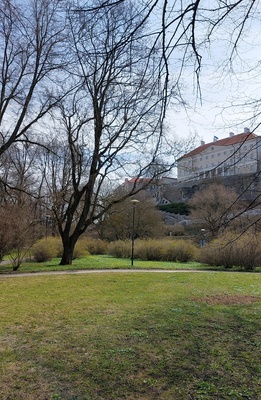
[{"left": 177, "top": 128, "right": 261, "bottom": 182}]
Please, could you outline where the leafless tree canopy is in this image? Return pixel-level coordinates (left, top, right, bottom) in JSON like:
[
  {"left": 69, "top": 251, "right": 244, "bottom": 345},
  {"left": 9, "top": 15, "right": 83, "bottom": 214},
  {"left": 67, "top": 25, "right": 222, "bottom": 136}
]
[
  {"left": 80, "top": 1, "right": 260, "bottom": 92},
  {"left": 0, "top": 0, "right": 259, "bottom": 154},
  {"left": 0, "top": 0, "right": 67, "bottom": 155}
]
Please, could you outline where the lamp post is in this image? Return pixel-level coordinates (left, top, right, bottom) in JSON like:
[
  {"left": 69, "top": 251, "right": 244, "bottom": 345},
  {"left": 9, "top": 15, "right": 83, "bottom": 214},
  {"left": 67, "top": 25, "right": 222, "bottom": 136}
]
[
  {"left": 130, "top": 199, "right": 139, "bottom": 266},
  {"left": 200, "top": 229, "right": 206, "bottom": 247}
]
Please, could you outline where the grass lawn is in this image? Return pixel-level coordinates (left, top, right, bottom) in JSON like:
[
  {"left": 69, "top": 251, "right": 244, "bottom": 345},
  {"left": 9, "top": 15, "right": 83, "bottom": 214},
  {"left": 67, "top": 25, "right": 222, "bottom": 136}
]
[
  {"left": 0, "top": 271, "right": 260, "bottom": 399},
  {"left": 0, "top": 254, "right": 260, "bottom": 275},
  {"left": 0, "top": 255, "right": 209, "bottom": 275}
]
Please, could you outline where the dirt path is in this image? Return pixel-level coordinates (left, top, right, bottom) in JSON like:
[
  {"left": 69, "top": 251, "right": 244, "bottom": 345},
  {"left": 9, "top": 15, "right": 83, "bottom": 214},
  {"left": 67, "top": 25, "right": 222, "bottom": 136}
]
[{"left": 0, "top": 269, "right": 212, "bottom": 278}]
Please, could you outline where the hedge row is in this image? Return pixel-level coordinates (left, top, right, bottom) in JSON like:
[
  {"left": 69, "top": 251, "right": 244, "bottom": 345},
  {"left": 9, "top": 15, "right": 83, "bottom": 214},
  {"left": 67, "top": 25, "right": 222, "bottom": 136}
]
[
  {"left": 108, "top": 238, "right": 197, "bottom": 262},
  {"left": 31, "top": 233, "right": 261, "bottom": 271}
]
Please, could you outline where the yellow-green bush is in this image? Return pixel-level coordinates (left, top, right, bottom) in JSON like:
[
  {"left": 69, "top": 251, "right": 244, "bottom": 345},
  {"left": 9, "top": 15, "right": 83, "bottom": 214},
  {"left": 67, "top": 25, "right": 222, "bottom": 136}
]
[
  {"left": 73, "top": 239, "right": 90, "bottom": 259},
  {"left": 32, "top": 237, "right": 91, "bottom": 261},
  {"left": 32, "top": 236, "right": 62, "bottom": 262}
]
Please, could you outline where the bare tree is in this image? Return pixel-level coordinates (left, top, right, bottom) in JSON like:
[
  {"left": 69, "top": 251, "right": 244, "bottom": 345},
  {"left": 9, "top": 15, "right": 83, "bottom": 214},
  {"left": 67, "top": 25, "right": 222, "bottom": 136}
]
[
  {"left": 0, "top": 0, "right": 68, "bottom": 157},
  {"left": 0, "top": 142, "right": 45, "bottom": 268},
  {"left": 0, "top": 204, "right": 35, "bottom": 270},
  {"left": 97, "top": 192, "right": 164, "bottom": 241},
  {"left": 0, "top": 142, "right": 41, "bottom": 201},
  {"left": 188, "top": 183, "right": 243, "bottom": 239},
  {"left": 37, "top": 1, "right": 188, "bottom": 264}
]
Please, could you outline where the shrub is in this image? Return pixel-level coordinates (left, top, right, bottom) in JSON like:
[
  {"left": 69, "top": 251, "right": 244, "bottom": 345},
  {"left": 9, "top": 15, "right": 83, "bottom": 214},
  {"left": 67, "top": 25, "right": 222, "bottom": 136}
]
[
  {"left": 73, "top": 239, "right": 90, "bottom": 259},
  {"left": 85, "top": 238, "right": 108, "bottom": 255},
  {"left": 198, "top": 232, "right": 261, "bottom": 271},
  {"left": 135, "top": 239, "right": 162, "bottom": 261},
  {"left": 167, "top": 240, "right": 197, "bottom": 262},
  {"left": 107, "top": 238, "right": 197, "bottom": 263},
  {"left": 32, "top": 237, "right": 91, "bottom": 261},
  {"left": 32, "top": 237, "right": 62, "bottom": 262},
  {"left": 232, "top": 233, "right": 261, "bottom": 271},
  {"left": 107, "top": 240, "right": 130, "bottom": 258},
  {"left": 199, "top": 233, "right": 239, "bottom": 268}
]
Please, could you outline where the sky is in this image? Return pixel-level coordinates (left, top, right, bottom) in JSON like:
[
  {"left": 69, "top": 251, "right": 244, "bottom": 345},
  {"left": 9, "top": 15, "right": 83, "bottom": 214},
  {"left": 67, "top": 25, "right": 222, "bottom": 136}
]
[{"left": 163, "top": 2, "right": 261, "bottom": 146}]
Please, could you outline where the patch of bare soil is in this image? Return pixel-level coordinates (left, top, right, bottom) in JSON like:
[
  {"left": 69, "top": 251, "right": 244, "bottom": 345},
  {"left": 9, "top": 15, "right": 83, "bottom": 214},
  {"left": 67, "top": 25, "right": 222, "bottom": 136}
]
[{"left": 193, "top": 294, "right": 260, "bottom": 305}]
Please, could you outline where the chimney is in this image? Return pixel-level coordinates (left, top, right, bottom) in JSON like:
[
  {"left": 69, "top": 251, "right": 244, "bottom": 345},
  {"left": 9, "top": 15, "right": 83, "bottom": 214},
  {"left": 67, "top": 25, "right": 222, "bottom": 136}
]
[
  {"left": 201, "top": 140, "right": 205, "bottom": 146},
  {"left": 229, "top": 132, "right": 234, "bottom": 137},
  {"left": 244, "top": 127, "right": 250, "bottom": 133}
]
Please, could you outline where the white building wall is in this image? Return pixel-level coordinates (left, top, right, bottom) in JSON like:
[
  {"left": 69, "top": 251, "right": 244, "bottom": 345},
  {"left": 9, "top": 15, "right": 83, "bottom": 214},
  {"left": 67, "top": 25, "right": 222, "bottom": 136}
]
[{"left": 177, "top": 137, "right": 260, "bottom": 182}]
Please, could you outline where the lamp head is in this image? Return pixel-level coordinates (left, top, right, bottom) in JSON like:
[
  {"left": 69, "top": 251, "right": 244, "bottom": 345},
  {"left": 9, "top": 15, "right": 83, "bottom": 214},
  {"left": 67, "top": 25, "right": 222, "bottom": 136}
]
[{"left": 130, "top": 199, "right": 139, "bottom": 205}]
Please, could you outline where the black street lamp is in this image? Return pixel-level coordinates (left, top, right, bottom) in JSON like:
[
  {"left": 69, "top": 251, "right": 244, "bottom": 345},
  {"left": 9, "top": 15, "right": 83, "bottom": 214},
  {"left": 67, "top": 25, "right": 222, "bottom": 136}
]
[{"left": 130, "top": 199, "right": 139, "bottom": 266}]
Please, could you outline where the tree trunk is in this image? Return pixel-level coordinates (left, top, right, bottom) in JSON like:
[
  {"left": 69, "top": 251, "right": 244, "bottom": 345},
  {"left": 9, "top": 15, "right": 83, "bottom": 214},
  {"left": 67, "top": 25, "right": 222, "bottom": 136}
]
[{"left": 59, "top": 239, "right": 75, "bottom": 265}]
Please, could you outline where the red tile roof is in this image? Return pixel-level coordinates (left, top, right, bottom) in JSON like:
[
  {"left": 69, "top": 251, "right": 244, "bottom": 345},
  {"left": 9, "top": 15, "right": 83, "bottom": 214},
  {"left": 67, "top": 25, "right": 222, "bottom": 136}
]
[
  {"left": 127, "top": 178, "right": 151, "bottom": 184},
  {"left": 180, "top": 132, "right": 258, "bottom": 159}
]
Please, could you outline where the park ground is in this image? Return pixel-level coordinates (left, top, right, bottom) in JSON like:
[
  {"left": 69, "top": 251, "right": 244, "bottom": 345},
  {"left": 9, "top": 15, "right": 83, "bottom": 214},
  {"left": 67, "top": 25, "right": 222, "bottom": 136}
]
[{"left": 0, "top": 264, "right": 260, "bottom": 400}]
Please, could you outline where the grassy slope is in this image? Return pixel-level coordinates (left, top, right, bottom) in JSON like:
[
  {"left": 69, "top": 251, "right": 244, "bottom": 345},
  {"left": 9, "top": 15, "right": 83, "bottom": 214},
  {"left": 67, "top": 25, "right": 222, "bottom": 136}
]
[{"left": 0, "top": 271, "right": 260, "bottom": 399}]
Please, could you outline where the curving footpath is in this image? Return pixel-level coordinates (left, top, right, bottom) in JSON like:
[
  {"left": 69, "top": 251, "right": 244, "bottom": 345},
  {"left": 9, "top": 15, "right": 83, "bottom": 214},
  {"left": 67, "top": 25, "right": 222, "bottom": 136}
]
[{"left": 0, "top": 269, "right": 211, "bottom": 278}]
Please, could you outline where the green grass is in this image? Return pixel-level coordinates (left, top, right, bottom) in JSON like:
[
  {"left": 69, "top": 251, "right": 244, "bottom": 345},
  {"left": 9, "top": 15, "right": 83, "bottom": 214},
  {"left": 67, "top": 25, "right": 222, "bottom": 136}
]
[
  {"left": 1, "top": 254, "right": 260, "bottom": 275},
  {"left": 0, "top": 271, "right": 260, "bottom": 399},
  {"left": 0, "top": 254, "right": 208, "bottom": 274}
]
